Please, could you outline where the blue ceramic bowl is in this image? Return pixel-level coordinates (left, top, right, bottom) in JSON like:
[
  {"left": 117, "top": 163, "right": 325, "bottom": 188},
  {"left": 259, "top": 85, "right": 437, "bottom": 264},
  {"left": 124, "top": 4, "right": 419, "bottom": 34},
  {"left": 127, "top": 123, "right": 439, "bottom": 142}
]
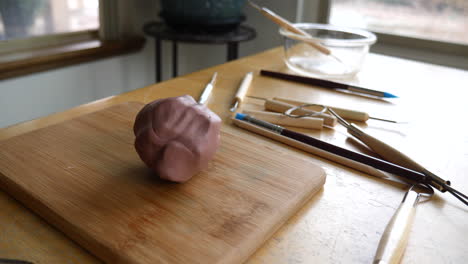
[{"left": 160, "top": 0, "right": 246, "bottom": 32}]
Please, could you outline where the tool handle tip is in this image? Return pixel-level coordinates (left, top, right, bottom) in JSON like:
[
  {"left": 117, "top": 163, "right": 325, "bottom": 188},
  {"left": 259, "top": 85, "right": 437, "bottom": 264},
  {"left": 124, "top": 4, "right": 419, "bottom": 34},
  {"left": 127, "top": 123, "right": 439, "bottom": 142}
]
[
  {"left": 235, "top": 113, "right": 247, "bottom": 120},
  {"left": 383, "top": 92, "right": 398, "bottom": 98}
]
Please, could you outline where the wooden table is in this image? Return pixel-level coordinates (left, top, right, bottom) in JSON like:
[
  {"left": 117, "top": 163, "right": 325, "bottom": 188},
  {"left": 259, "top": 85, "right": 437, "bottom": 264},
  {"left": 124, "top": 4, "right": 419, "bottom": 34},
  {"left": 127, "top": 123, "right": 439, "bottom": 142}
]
[{"left": 1, "top": 47, "right": 467, "bottom": 263}]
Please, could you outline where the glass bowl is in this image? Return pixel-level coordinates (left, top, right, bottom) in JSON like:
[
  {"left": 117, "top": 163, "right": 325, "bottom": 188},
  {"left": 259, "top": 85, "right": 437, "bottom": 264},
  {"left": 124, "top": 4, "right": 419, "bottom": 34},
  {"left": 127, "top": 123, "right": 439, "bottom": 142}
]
[{"left": 279, "top": 23, "right": 377, "bottom": 79}]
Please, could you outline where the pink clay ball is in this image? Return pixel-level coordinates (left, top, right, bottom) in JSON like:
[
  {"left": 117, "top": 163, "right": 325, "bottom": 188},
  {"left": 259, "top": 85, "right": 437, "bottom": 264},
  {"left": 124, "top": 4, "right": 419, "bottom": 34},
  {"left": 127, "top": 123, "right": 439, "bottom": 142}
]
[{"left": 133, "top": 95, "right": 222, "bottom": 182}]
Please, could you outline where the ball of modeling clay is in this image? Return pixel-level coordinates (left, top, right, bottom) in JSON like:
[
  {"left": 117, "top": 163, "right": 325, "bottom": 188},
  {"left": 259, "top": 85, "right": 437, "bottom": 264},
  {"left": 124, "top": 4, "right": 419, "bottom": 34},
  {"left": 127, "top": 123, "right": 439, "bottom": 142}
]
[{"left": 133, "top": 95, "right": 222, "bottom": 182}]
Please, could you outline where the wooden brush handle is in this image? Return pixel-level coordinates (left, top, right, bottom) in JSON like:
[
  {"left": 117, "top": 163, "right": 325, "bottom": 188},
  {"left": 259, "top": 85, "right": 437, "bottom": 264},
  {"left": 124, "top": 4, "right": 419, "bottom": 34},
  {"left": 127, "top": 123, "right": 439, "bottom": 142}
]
[
  {"left": 374, "top": 189, "right": 419, "bottom": 264},
  {"left": 273, "top": 97, "right": 370, "bottom": 122},
  {"left": 243, "top": 110, "right": 323, "bottom": 130},
  {"left": 264, "top": 99, "right": 337, "bottom": 126},
  {"left": 255, "top": 7, "right": 331, "bottom": 55}
]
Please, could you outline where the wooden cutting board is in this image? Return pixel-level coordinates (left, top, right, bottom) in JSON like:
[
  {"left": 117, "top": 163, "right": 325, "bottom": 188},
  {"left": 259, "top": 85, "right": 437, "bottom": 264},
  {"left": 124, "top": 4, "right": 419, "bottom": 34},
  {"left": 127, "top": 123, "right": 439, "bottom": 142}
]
[{"left": 0, "top": 102, "right": 325, "bottom": 264}]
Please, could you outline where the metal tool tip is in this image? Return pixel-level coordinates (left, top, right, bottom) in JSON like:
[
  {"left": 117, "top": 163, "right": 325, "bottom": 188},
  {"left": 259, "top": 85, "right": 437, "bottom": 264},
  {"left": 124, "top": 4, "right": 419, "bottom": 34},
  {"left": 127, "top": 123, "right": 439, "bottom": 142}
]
[
  {"left": 229, "top": 101, "right": 239, "bottom": 112},
  {"left": 327, "top": 108, "right": 351, "bottom": 128},
  {"left": 369, "top": 116, "right": 398, "bottom": 123}
]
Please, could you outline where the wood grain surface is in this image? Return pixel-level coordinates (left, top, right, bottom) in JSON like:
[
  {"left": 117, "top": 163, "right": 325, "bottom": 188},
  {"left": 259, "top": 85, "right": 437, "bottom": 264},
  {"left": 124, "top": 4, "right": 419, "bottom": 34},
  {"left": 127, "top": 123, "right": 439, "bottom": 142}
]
[{"left": 0, "top": 102, "right": 325, "bottom": 264}]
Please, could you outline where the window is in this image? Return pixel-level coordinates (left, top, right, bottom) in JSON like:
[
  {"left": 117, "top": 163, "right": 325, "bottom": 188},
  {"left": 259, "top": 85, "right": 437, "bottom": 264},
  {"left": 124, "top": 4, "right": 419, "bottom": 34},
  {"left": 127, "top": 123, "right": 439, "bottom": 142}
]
[
  {"left": 0, "top": 0, "right": 101, "bottom": 54},
  {"left": 0, "top": 0, "right": 99, "bottom": 42},
  {"left": 328, "top": 0, "right": 468, "bottom": 46},
  {"left": 315, "top": 0, "right": 468, "bottom": 69},
  {"left": 0, "top": 1, "right": 145, "bottom": 80}
]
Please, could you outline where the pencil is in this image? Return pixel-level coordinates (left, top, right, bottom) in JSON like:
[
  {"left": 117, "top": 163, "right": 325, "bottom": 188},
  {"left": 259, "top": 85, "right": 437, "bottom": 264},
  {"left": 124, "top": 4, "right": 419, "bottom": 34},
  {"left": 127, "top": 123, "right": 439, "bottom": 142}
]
[{"left": 260, "top": 70, "right": 398, "bottom": 98}]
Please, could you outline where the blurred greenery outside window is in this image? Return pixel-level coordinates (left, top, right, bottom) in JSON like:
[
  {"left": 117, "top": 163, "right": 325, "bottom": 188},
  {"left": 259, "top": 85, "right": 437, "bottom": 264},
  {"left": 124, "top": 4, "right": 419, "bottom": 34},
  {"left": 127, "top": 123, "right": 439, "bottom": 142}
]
[
  {"left": 321, "top": 0, "right": 468, "bottom": 57},
  {"left": 0, "top": 0, "right": 99, "bottom": 52}
]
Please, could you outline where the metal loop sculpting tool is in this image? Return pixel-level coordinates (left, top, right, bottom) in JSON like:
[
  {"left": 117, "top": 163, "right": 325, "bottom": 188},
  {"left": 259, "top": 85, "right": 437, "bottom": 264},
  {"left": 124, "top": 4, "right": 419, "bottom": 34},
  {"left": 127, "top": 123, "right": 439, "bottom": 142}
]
[
  {"left": 263, "top": 99, "right": 337, "bottom": 126},
  {"left": 248, "top": 95, "right": 396, "bottom": 124},
  {"left": 326, "top": 107, "right": 468, "bottom": 206},
  {"left": 374, "top": 184, "right": 433, "bottom": 264},
  {"left": 198, "top": 72, "right": 218, "bottom": 105},
  {"left": 242, "top": 109, "right": 324, "bottom": 130},
  {"left": 273, "top": 97, "right": 398, "bottom": 123},
  {"left": 283, "top": 103, "right": 328, "bottom": 118}
]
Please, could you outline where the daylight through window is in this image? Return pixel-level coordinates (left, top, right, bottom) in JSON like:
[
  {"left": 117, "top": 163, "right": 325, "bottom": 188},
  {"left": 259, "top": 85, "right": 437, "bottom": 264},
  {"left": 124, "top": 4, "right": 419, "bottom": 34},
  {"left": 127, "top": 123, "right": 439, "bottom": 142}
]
[
  {"left": 0, "top": 0, "right": 99, "bottom": 41},
  {"left": 329, "top": 0, "right": 468, "bottom": 45}
]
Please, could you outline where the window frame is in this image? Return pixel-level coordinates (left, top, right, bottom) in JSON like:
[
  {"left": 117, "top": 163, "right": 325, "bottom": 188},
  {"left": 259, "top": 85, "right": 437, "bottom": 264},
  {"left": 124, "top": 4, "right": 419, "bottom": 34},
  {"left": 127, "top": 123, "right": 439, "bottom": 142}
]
[
  {"left": 318, "top": 0, "right": 468, "bottom": 60},
  {"left": 0, "top": 0, "right": 109, "bottom": 53},
  {"left": 0, "top": 30, "right": 98, "bottom": 55},
  {"left": 0, "top": 0, "right": 145, "bottom": 80},
  {"left": 0, "top": 0, "right": 129, "bottom": 54}
]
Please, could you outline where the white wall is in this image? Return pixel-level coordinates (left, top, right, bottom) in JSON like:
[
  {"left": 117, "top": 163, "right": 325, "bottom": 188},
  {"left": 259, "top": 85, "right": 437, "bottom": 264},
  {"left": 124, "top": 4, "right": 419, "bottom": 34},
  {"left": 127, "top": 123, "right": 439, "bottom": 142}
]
[
  {"left": 0, "top": 44, "right": 155, "bottom": 128},
  {"left": 0, "top": 0, "right": 300, "bottom": 128}
]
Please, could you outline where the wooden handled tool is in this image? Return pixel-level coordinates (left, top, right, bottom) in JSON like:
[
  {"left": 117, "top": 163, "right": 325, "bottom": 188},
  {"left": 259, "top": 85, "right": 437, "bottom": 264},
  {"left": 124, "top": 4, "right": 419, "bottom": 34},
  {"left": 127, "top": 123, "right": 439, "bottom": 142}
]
[
  {"left": 273, "top": 97, "right": 396, "bottom": 123},
  {"left": 198, "top": 72, "right": 217, "bottom": 105},
  {"left": 230, "top": 72, "right": 254, "bottom": 112},
  {"left": 274, "top": 97, "right": 369, "bottom": 122},
  {"left": 264, "top": 99, "right": 337, "bottom": 126},
  {"left": 374, "top": 185, "right": 432, "bottom": 264},
  {"left": 233, "top": 113, "right": 439, "bottom": 183},
  {"left": 349, "top": 123, "right": 449, "bottom": 191},
  {"left": 243, "top": 110, "right": 323, "bottom": 130},
  {"left": 327, "top": 108, "right": 451, "bottom": 193},
  {"left": 232, "top": 118, "right": 391, "bottom": 180},
  {"left": 374, "top": 188, "right": 418, "bottom": 264},
  {"left": 248, "top": 1, "right": 331, "bottom": 55}
]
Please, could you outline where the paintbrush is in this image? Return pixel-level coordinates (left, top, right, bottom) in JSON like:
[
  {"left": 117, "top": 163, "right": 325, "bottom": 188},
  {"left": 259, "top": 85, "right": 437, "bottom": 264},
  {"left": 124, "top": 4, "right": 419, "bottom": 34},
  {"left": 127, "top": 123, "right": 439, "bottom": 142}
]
[{"left": 260, "top": 70, "right": 398, "bottom": 98}]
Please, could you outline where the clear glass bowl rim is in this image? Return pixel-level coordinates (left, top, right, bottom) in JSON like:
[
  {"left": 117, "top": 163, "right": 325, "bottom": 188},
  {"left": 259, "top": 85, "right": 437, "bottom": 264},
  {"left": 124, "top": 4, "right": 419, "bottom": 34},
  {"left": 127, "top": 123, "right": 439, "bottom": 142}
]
[{"left": 279, "top": 23, "right": 377, "bottom": 47}]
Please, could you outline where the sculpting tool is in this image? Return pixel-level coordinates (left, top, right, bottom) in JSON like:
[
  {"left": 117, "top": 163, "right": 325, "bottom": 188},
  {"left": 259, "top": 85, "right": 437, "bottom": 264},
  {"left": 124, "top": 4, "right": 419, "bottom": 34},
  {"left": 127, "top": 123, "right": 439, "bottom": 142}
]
[
  {"left": 260, "top": 70, "right": 398, "bottom": 98},
  {"left": 242, "top": 109, "right": 323, "bottom": 130},
  {"left": 273, "top": 97, "right": 397, "bottom": 123},
  {"left": 230, "top": 72, "right": 254, "bottom": 112},
  {"left": 198, "top": 72, "right": 217, "bottom": 105},
  {"left": 234, "top": 113, "right": 468, "bottom": 206},
  {"left": 248, "top": 1, "right": 330, "bottom": 56},
  {"left": 233, "top": 113, "right": 427, "bottom": 182},
  {"left": 262, "top": 98, "right": 337, "bottom": 126},
  {"left": 327, "top": 108, "right": 468, "bottom": 205},
  {"left": 374, "top": 185, "right": 433, "bottom": 264}
]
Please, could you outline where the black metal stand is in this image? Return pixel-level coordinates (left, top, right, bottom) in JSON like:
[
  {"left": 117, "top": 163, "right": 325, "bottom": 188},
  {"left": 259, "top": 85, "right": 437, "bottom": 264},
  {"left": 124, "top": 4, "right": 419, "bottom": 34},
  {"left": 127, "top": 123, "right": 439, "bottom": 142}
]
[{"left": 143, "top": 21, "right": 256, "bottom": 82}]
